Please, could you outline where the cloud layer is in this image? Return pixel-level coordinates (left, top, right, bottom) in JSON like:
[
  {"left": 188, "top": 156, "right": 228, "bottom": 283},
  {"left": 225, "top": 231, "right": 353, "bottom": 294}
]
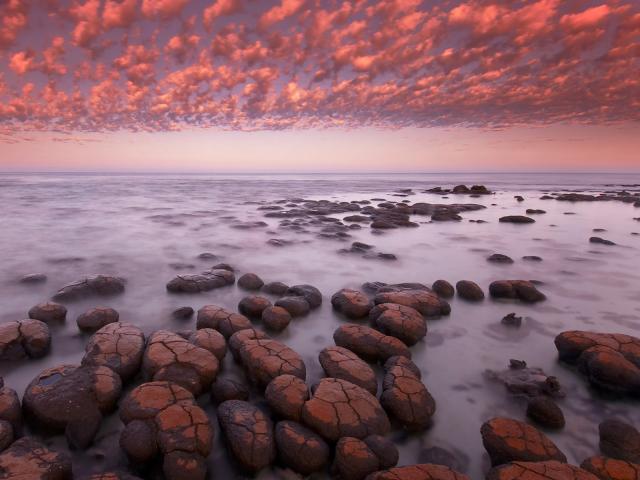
[{"left": 0, "top": 0, "right": 638, "bottom": 138}]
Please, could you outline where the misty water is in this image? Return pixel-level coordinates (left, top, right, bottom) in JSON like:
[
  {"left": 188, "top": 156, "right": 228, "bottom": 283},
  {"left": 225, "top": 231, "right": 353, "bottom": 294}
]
[{"left": 1, "top": 172, "right": 639, "bottom": 478}]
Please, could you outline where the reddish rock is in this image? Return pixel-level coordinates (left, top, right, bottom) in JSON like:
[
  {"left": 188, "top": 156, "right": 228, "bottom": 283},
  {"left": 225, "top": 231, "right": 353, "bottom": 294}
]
[
  {"left": 487, "top": 461, "right": 598, "bottom": 480},
  {"left": 481, "top": 417, "right": 567, "bottom": 466},
  {"left": 188, "top": 328, "right": 226, "bottom": 361},
  {"left": 334, "top": 436, "right": 381, "bottom": 480},
  {"left": 28, "top": 302, "right": 67, "bottom": 323},
  {"left": 599, "top": 419, "right": 640, "bottom": 463},
  {"left": 261, "top": 306, "right": 291, "bottom": 331},
  {"left": 319, "top": 346, "right": 378, "bottom": 394},
  {"left": 366, "top": 463, "right": 470, "bottom": 480},
  {"left": 455, "top": 280, "right": 484, "bottom": 301},
  {"left": 275, "top": 420, "right": 329, "bottom": 475},
  {"left": 489, "top": 280, "right": 546, "bottom": 303},
  {"left": 82, "top": 322, "right": 145, "bottom": 381},
  {"left": 238, "top": 295, "right": 272, "bottom": 318},
  {"left": 432, "top": 280, "right": 455, "bottom": 299},
  {"left": 581, "top": 455, "right": 640, "bottom": 480},
  {"left": 334, "top": 324, "right": 411, "bottom": 363},
  {"left": 374, "top": 286, "right": 450, "bottom": 317},
  {"left": 0, "top": 437, "right": 72, "bottom": 480},
  {"left": 332, "top": 289, "right": 374, "bottom": 319},
  {"left": 302, "top": 378, "right": 390, "bottom": 441},
  {"left": 210, "top": 377, "right": 249, "bottom": 404},
  {"left": 53, "top": 274, "right": 126, "bottom": 300},
  {"left": 166, "top": 268, "right": 234, "bottom": 293},
  {"left": 370, "top": 303, "right": 427, "bottom": 346},
  {"left": 196, "top": 305, "right": 252, "bottom": 338},
  {"left": 0, "top": 319, "right": 50, "bottom": 360},
  {"left": 526, "top": 396, "right": 565, "bottom": 429},
  {"left": 286, "top": 284, "right": 322, "bottom": 309},
  {"left": 265, "top": 374, "right": 309, "bottom": 422},
  {"left": 76, "top": 307, "right": 119, "bottom": 332},
  {"left": 275, "top": 296, "right": 311, "bottom": 317}
]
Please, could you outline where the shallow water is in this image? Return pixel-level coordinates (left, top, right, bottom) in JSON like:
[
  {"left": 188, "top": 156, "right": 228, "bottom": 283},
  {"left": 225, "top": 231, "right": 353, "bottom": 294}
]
[{"left": 1, "top": 172, "right": 639, "bottom": 478}]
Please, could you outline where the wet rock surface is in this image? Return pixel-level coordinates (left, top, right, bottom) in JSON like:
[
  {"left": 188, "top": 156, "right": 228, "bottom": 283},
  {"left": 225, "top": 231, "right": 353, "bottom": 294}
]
[
  {"left": 366, "top": 463, "right": 470, "bottom": 479},
  {"left": 487, "top": 461, "right": 598, "bottom": 480},
  {"left": 238, "top": 295, "right": 271, "bottom": 318},
  {"left": 28, "top": 302, "right": 67, "bottom": 323},
  {"left": 0, "top": 436, "right": 72, "bottom": 479},
  {"left": 82, "top": 322, "right": 145, "bottom": 381},
  {"left": 166, "top": 268, "right": 235, "bottom": 293},
  {"left": 0, "top": 319, "right": 51, "bottom": 360},
  {"left": 53, "top": 275, "right": 126, "bottom": 300},
  {"left": 526, "top": 396, "right": 565, "bottom": 429},
  {"left": 332, "top": 288, "right": 374, "bottom": 319},
  {"left": 77, "top": 307, "right": 119, "bottom": 332},
  {"left": 265, "top": 374, "right": 309, "bottom": 422},
  {"left": 432, "top": 280, "right": 454, "bottom": 298},
  {"left": 456, "top": 280, "right": 484, "bottom": 301},
  {"left": 319, "top": 346, "right": 378, "bottom": 394},
  {"left": 261, "top": 305, "right": 291, "bottom": 331},
  {"left": 370, "top": 303, "right": 427, "bottom": 346},
  {"left": 580, "top": 455, "right": 640, "bottom": 480},
  {"left": 334, "top": 324, "right": 411, "bottom": 363},
  {"left": 489, "top": 280, "right": 546, "bottom": 303},
  {"left": 301, "top": 378, "right": 390, "bottom": 441},
  {"left": 275, "top": 420, "right": 329, "bottom": 475},
  {"left": 374, "top": 284, "right": 450, "bottom": 317},
  {"left": 196, "top": 305, "right": 252, "bottom": 338}
]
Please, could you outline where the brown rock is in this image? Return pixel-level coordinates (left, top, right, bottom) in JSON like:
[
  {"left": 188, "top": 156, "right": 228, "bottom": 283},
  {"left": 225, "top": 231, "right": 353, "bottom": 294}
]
[
  {"left": 366, "top": 463, "right": 470, "bottom": 480},
  {"left": 374, "top": 287, "right": 450, "bottom": 317},
  {"left": 432, "top": 280, "right": 455, "bottom": 298},
  {"left": 526, "top": 396, "right": 565, "bottom": 429},
  {"left": 599, "top": 419, "right": 640, "bottom": 463},
  {"left": 334, "top": 436, "right": 380, "bottom": 480},
  {"left": 275, "top": 296, "right": 311, "bottom": 317},
  {"left": 334, "top": 324, "right": 411, "bottom": 363},
  {"left": 188, "top": 328, "right": 226, "bottom": 361},
  {"left": 261, "top": 306, "right": 291, "bottom": 332},
  {"left": 76, "top": 307, "right": 119, "bottom": 332},
  {"left": 238, "top": 273, "right": 264, "bottom": 290},
  {"left": 238, "top": 295, "right": 272, "bottom": 318},
  {"left": 28, "top": 302, "right": 66, "bottom": 323},
  {"left": 487, "top": 461, "right": 598, "bottom": 480},
  {"left": 0, "top": 437, "right": 72, "bottom": 480},
  {"left": 82, "top": 322, "right": 145, "bottom": 381},
  {"left": 196, "top": 305, "right": 252, "bottom": 338},
  {"left": 455, "top": 280, "right": 484, "bottom": 301},
  {"left": 581, "top": 455, "right": 640, "bottom": 480},
  {"left": 370, "top": 303, "right": 427, "bottom": 346},
  {"left": 53, "top": 274, "right": 126, "bottom": 300},
  {"left": 265, "top": 374, "right": 309, "bottom": 422},
  {"left": 0, "top": 319, "right": 50, "bottom": 360},
  {"left": 489, "top": 280, "right": 546, "bottom": 303},
  {"left": 319, "top": 346, "right": 378, "bottom": 394},
  {"left": 332, "top": 289, "right": 374, "bottom": 319},
  {"left": 275, "top": 420, "right": 329, "bottom": 475},
  {"left": 210, "top": 377, "right": 249, "bottom": 404},
  {"left": 166, "top": 268, "right": 234, "bottom": 293}
]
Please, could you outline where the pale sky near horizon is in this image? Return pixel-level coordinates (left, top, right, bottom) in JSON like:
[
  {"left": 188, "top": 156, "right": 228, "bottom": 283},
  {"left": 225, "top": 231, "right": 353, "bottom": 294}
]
[{"left": 0, "top": 0, "right": 638, "bottom": 171}]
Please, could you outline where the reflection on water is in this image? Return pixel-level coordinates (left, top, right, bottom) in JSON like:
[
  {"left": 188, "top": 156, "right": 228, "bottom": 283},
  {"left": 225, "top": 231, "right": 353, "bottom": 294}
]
[{"left": 1, "top": 172, "right": 640, "bottom": 478}]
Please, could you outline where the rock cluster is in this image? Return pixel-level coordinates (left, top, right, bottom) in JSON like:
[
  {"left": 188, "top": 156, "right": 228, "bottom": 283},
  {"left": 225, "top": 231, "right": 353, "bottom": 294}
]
[{"left": 0, "top": 319, "right": 50, "bottom": 360}]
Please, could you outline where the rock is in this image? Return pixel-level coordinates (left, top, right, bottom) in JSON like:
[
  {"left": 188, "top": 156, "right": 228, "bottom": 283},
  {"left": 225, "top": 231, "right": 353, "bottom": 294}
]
[
  {"left": 554, "top": 331, "right": 640, "bottom": 395},
  {"left": 171, "top": 306, "right": 194, "bottom": 319},
  {"left": 261, "top": 306, "right": 291, "bottom": 332},
  {"left": 526, "top": 209, "right": 546, "bottom": 215},
  {"left": 0, "top": 420, "right": 12, "bottom": 452},
  {"left": 28, "top": 302, "right": 67, "bottom": 323},
  {"left": 488, "top": 254, "right": 514, "bottom": 264},
  {"left": 487, "top": 364, "right": 563, "bottom": 398},
  {"left": 238, "top": 295, "right": 272, "bottom": 318},
  {"left": 23, "top": 364, "right": 121, "bottom": 448},
  {"left": 590, "top": 237, "right": 616, "bottom": 246},
  {"left": 262, "top": 281, "right": 289, "bottom": 295},
  {"left": 370, "top": 303, "right": 427, "bottom": 346},
  {"left": 166, "top": 269, "right": 235, "bottom": 293},
  {"left": 432, "top": 280, "right": 455, "bottom": 298},
  {"left": 599, "top": 419, "right": 640, "bottom": 463},
  {"left": 275, "top": 420, "right": 329, "bottom": 475},
  {"left": 238, "top": 273, "right": 264, "bottom": 290},
  {"left": 83, "top": 472, "right": 143, "bottom": 479},
  {"left": 499, "top": 216, "right": 535, "bottom": 224},
  {"left": 333, "top": 436, "right": 381, "bottom": 480},
  {"left": 515, "top": 196, "right": 525, "bottom": 202},
  {"left": 481, "top": 417, "right": 567, "bottom": 466},
  {"left": 188, "top": 328, "right": 226, "bottom": 361},
  {"left": 381, "top": 356, "right": 435, "bottom": 429},
  {"left": 53, "top": 274, "right": 126, "bottom": 300},
  {"left": 82, "top": 322, "right": 145, "bottom": 381},
  {"left": 302, "top": 378, "right": 390, "bottom": 441},
  {"left": 334, "top": 324, "right": 411, "bottom": 363},
  {"left": 0, "top": 386, "right": 22, "bottom": 434},
  {"left": 0, "top": 319, "right": 50, "bottom": 360},
  {"left": 501, "top": 313, "right": 522, "bottom": 327},
  {"left": 523, "top": 255, "right": 543, "bottom": 262},
  {"left": 366, "top": 463, "right": 470, "bottom": 480},
  {"left": 217, "top": 400, "right": 275, "bottom": 472},
  {"left": 526, "top": 396, "right": 565, "bottom": 429},
  {"left": 374, "top": 285, "right": 450, "bottom": 317},
  {"left": 230, "top": 330, "right": 306, "bottom": 388},
  {"left": 364, "top": 435, "right": 399, "bottom": 469},
  {"left": 332, "top": 289, "right": 374, "bottom": 319},
  {"left": 418, "top": 446, "right": 466, "bottom": 472},
  {"left": 580, "top": 455, "right": 640, "bottom": 480},
  {"left": 20, "top": 273, "right": 47, "bottom": 284},
  {"left": 77, "top": 307, "right": 119, "bottom": 332},
  {"left": 265, "top": 374, "right": 309, "bottom": 422},
  {"left": 142, "top": 330, "right": 219, "bottom": 395},
  {"left": 489, "top": 280, "right": 546, "bottom": 303},
  {"left": 319, "top": 346, "right": 378, "bottom": 394},
  {"left": 119, "top": 381, "right": 212, "bottom": 480},
  {"left": 210, "top": 377, "right": 249, "bottom": 404},
  {"left": 487, "top": 461, "right": 597, "bottom": 480},
  {"left": 287, "top": 284, "right": 322, "bottom": 309},
  {"left": 212, "top": 262, "right": 234, "bottom": 271},
  {"left": 275, "top": 296, "right": 311, "bottom": 317},
  {"left": 0, "top": 437, "right": 72, "bottom": 479},
  {"left": 196, "top": 305, "right": 252, "bottom": 338},
  {"left": 456, "top": 280, "right": 484, "bottom": 301}
]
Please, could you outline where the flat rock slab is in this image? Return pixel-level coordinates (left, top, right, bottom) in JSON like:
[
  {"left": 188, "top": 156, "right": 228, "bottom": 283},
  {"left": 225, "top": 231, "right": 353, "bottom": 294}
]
[
  {"left": 166, "top": 269, "right": 235, "bottom": 293},
  {"left": 53, "top": 275, "right": 125, "bottom": 301},
  {"left": 302, "top": 378, "right": 390, "bottom": 441}
]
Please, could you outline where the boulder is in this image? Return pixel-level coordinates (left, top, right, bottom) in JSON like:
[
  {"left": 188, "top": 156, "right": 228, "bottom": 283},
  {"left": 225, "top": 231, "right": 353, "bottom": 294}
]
[
  {"left": 286, "top": 284, "right": 322, "bottom": 309},
  {"left": 238, "top": 273, "right": 264, "bottom": 290},
  {"left": 166, "top": 269, "right": 234, "bottom": 293},
  {"left": 370, "top": 303, "right": 427, "bottom": 346},
  {"left": 275, "top": 420, "right": 329, "bottom": 475},
  {"left": 319, "top": 346, "right": 378, "bottom": 394},
  {"left": 489, "top": 280, "right": 546, "bottom": 303},
  {"left": 333, "top": 437, "right": 381, "bottom": 480},
  {"left": 366, "top": 463, "right": 470, "bottom": 480},
  {"left": 28, "top": 302, "right": 66, "bottom": 323},
  {"left": 196, "top": 305, "right": 252, "bottom": 338},
  {"left": 374, "top": 285, "right": 450, "bottom": 317},
  {"left": 499, "top": 216, "right": 535, "bottom": 224},
  {"left": 599, "top": 419, "right": 640, "bottom": 463},
  {"left": 581, "top": 456, "right": 640, "bottom": 480},
  {"left": 331, "top": 289, "right": 374, "bottom": 319},
  {"left": 53, "top": 274, "right": 125, "bottom": 300},
  {"left": 23, "top": 364, "right": 121, "bottom": 448},
  {"left": 210, "top": 377, "right": 249, "bottom": 404},
  {"left": 0, "top": 319, "right": 50, "bottom": 360},
  {"left": 82, "top": 322, "right": 145, "bottom": 381},
  {"left": 275, "top": 296, "right": 311, "bottom": 317},
  {"left": 0, "top": 437, "right": 72, "bottom": 479},
  {"left": 456, "top": 281, "right": 484, "bottom": 301},
  {"left": 432, "top": 280, "right": 454, "bottom": 298},
  {"left": 488, "top": 254, "right": 514, "bottom": 264},
  {"left": 334, "top": 324, "right": 411, "bottom": 363},
  {"left": 171, "top": 306, "right": 194, "bottom": 320},
  {"left": 265, "top": 374, "right": 309, "bottom": 422},
  {"left": 487, "top": 461, "right": 597, "bottom": 480},
  {"left": 261, "top": 306, "right": 291, "bottom": 332},
  {"left": 302, "top": 378, "right": 390, "bottom": 441},
  {"left": 481, "top": 417, "right": 567, "bottom": 466},
  {"left": 262, "top": 281, "right": 289, "bottom": 295},
  {"left": 526, "top": 396, "right": 565, "bottom": 429},
  {"left": 217, "top": 400, "right": 275, "bottom": 472},
  {"left": 76, "top": 307, "right": 119, "bottom": 332},
  {"left": 590, "top": 237, "right": 616, "bottom": 246},
  {"left": 188, "top": 328, "right": 226, "bottom": 361},
  {"left": 19, "top": 273, "right": 47, "bottom": 284},
  {"left": 238, "top": 295, "right": 271, "bottom": 318}
]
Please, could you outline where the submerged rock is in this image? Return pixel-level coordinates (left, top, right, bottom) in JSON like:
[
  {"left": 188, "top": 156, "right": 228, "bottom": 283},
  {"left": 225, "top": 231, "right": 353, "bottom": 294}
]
[
  {"left": 53, "top": 274, "right": 126, "bottom": 300},
  {"left": 0, "top": 319, "right": 50, "bottom": 360},
  {"left": 19, "top": 273, "right": 47, "bottom": 284},
  {"left": 489, "top": 280, "right": 546, "bottom": 303},
  {"left": 488, "top": 254, "right": 514, "bottom": 264},
  {"left": 331, "top": 288, "right": 374, "bottom": 319},
  {"left": 166, "top": 269, "right": 234, "bottom": 293},
  {"left": 499, "top": 216, "right": 536, "bottom": 224},
  {"left": 590, "top": 236, "right": 616, "bottom": 246},
  {"left": 77, "top": 307, "right": 119, "bottom": 332}
]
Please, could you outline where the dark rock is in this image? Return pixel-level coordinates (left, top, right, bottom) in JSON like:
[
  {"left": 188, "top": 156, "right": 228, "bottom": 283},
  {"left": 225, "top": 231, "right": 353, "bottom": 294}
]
[
  {"left": 166, "top": 269, "right": 234, "bottom": 293},
  {"left": 197, "top": 252, "right": 217, "bottom": 260},
  {"left": 526, "top": 396, "right": 565, "bottom": 429},
  {"left": 419, "top": 446, "right": 466, "bottom": 472},
  {"left": 481, "top": 417, "right": 567, "bottom": 466},
  {"left": 319, "top": 346, "right": 377, "bottom": 394},
  {"left": 210, "top": 377, "right": 249, "bottom": 404},
  {"left": 0, "top": 319, "right": 51, "bottom": 360},
  {"left": 82, "top": 322, "right": 145, "bottom": 381},
  {"left": 238, "top": 295, "right": 271, "bottom": 318},
  {"left": 366, "top": 464, "right": 470, "bottom": 479},
  {"left": 119, "top": 419, "right": 157, "bottom": 464},
  {"left": 275, "top": 420, "right": 329, "bottom": 475},
  {"left": 238, "top": 273, "right": 264, "bottom": 290},
  {"left": 515, "top": 196, "right": 524, "bottom": 202},
  {"left": 599, "top": 419, "right": 640, "bottom": 463},
  {"left": 302, "top": 378, "right": 390, "bottom": 441},
  {"left": 265, "top": 374, "right": 309, "bottom": 422},
  {"left": 188, "top": 328, "right": 226, "bottom": 361},
  {"left": 499, "top": 216, "right": 535, "bottom": 224},
  {"left": 77, "top": 307, "right": 119, "bottom": 332},
  {"left": 488, "top": 254, "right": 514, "bottom": 264},
  {"left": 522, "top": 256, "right": 543, "bottom": 262},
  {"left": 489, "top": 280, "right": 546, "bottom": 303},
  {"left": 286, "top": 284, "right": 322, "bottom": 309},
  {"left": 217, "top": 400, "right": 275, "bottom": 472},
  {"left": 19, "top": 273, "right": 47, "bottom": 284},
  {"left": 590, "top": 237, "right": 616, "bottom": 246},
  {"left": 432, "top": 280, "right": 455, "bottom": 298},
  {"left": 364, "top": 435, "right": 398, "bottom": 469},
  {"left": 275, "top": 296, "right": 311, "bottom": 317},
  {"left": 580, "top": 455, "right": 640, "bottom": 480},
  {"left": 456, "top": 280, "right": 484, "bottom": 301},
  {"left": 501, "top": 313, "right": 522, "bottom": 327},
  {"left": 333, "top": 436, "right": 380, "bottom": 480},
  {"left": 0, "top": 386, "right": 22, "bottom": 435},
  {"left": 53, "top": 274, "right": 125, "bottom": 300},
  {"left": 487, "top": 363, "right": 563, "bottom": 398},
  {"left": 262, "top": 281, "right": 289, "bottom": 295},
  {"left": 0, "top": 437, "right": 72, "bottom": 479},
  {"left": 196, "top": 305, "right": 252, "bottom": 338},
  {"left": 487, "top": 461, "right": 597, "bottom": 480},
  {"left": 374, "top": 285, "right": 450, "bottom": 317},
  {"left": 23, "top": 364, "right": 121, "bottom": 448},
  {"left": 28, "top": 302, "right": 67, "bottom": 323},
  {"left": 334, "top": 324, "right": 411, "bottom": 363},
  {"left": 261, "top": 306, "right": 291, "bottom": 332},
  {"left": 332, "top": 289, "right": 374, "bottom": 319},
  {"left": 526, "top": 209, "right": 546, "bottom": 215},
  {"left": 171, "top": 306, "right": 194, "bottom": 320},
  {"left": 370, "top": 303, "right": 427, "bottom": 346}
]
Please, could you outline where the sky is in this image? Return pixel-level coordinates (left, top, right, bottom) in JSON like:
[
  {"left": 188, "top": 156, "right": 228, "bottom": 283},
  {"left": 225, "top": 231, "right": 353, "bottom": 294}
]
[{"left": 0, "top": 0, "right": 638, "bottom": 172}]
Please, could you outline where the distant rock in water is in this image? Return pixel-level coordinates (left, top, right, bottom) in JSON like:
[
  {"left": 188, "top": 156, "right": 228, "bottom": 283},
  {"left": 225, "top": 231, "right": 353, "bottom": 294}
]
[
  {"left": 28, "top": 302, "right": 67, "bottom": 323},
  {"left": 77, "top": 306, "right": 119, "bottom": 332},
  {"left": 499, "top": 215, "right": 535, "bottom": 224},
  {"left": 166, "top": 268, "right": 234, "bottom": 293},
  {"left": 0, "top": 319, "right": 51, "bottom": 360},
  {"left": 19, "top": 273, "right": 47, "bottom": 284},
  {"left": 522, "top": 255, "right": 543, "bottom": 262},
  {"left": 487, "top": 254, "right": 514, "bottom": 264},
  {"left": 590, "top": 236, "right": 616, "bottom": 246},
  {"left": 53, "top": 274, "right": 126, "bottom": 300},
  {"left": 489, "top": 280, "right": 546, "bottom": 303},
  {"left": 456, "top": 280, "right": 484, "bottom": 301}
]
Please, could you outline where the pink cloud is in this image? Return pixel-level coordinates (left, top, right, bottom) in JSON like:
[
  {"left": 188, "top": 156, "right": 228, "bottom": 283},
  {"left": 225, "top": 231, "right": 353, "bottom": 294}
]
[
  {"left": 141, "top": 0, "right": 189, "bottom": 19},
  {"left": 203, "top": 0, "right": 241, "bottom": 30},
  {"left": 9, "top": 50, "right": 35, "bottom": 75},
  {"left": 258, "top": 0, "right": 305, "bottom": 30},
  {"left": 103, "top": 0, "right": 138, "bottom": 30}
]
